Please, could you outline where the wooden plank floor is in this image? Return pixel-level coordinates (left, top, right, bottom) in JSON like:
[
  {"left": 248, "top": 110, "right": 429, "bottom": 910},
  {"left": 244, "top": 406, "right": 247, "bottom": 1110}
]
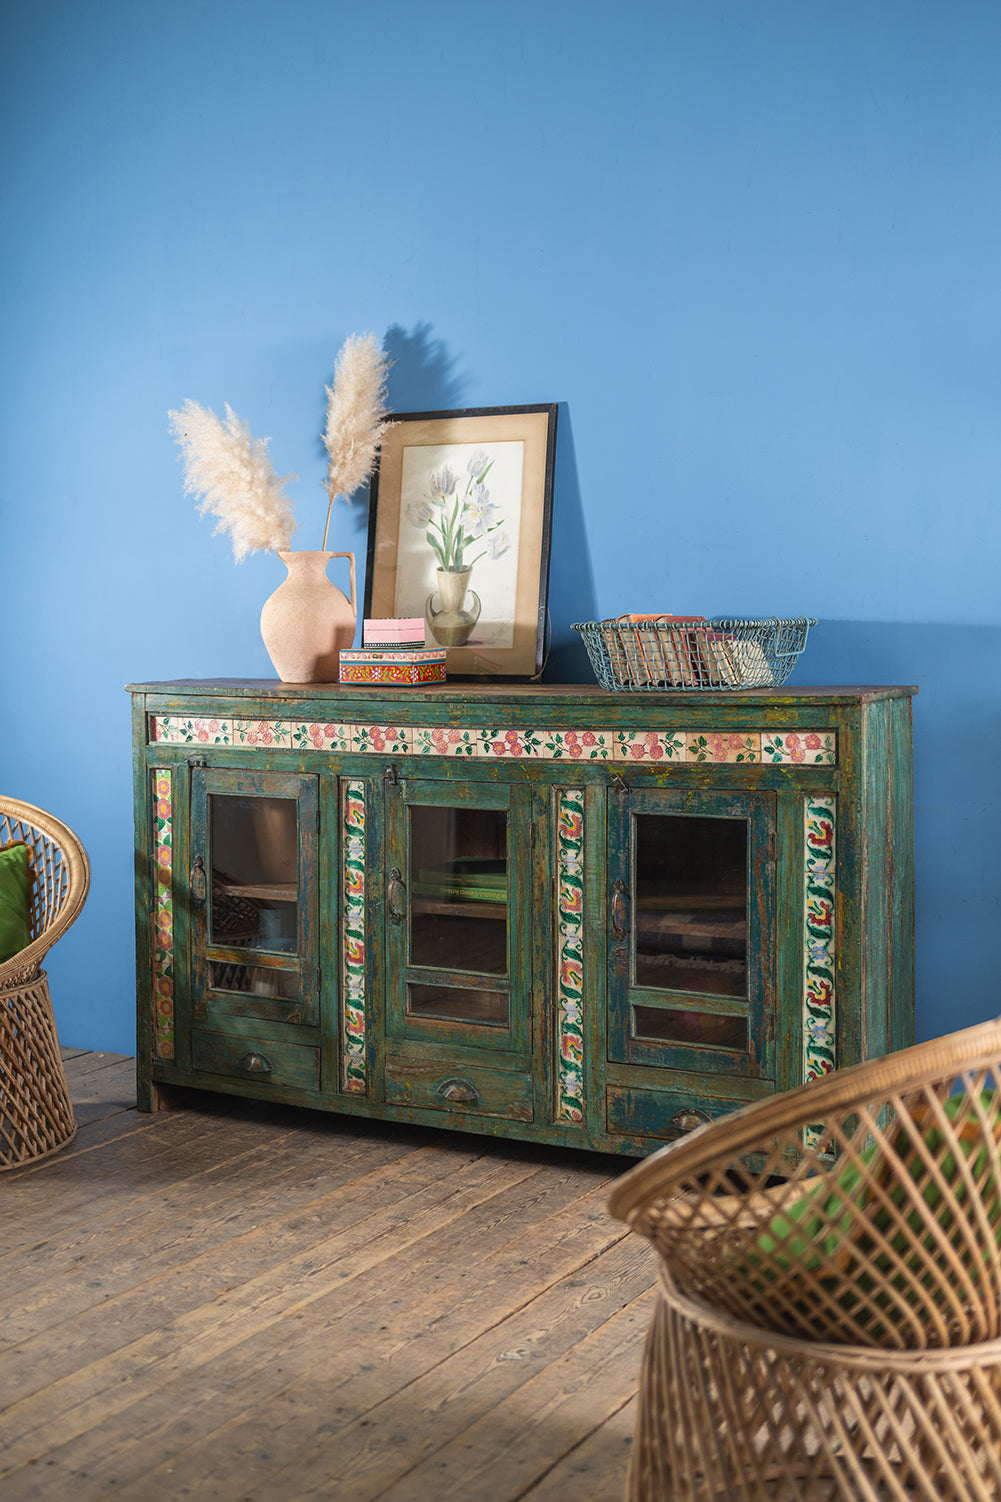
[{"left": 0, "top": 1051, "right": 656, "bottom": 1501}]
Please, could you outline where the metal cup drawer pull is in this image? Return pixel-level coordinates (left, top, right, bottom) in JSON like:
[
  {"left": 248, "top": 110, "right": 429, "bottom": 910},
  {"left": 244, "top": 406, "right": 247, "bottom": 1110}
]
[
  {"left": 437, "top": 1077, "right": 480, "bottom": 1105},
  {"left": 239, "top": 1052, "right": 274, "bottom": 1076},
  {"left": 669, "top": 1107, "right": 711, "bottom": 1134}
]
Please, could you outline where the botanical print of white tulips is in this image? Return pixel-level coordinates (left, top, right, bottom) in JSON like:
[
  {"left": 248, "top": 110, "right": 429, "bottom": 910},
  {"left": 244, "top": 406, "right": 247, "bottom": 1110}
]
[{"left": 396, "top": 440, "right": 524, "bottom": 649}]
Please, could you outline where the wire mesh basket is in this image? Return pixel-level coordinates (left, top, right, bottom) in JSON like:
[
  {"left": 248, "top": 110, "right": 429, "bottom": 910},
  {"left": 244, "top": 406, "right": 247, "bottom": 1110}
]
[{"left": 571, "top": 616, "right": 816, "bottom": 691}]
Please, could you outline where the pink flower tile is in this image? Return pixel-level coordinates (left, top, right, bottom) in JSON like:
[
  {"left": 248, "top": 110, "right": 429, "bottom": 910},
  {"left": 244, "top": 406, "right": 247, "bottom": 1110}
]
[
  {"left": 542, "top": 730, "right": 613, "bottom": 760},
  {"left": 348, "top": 724, "right": 411, "bottom": 755},
  {"left": 615, "top": 731, "right": 687, "bottom": 762},
  {"left": 686, "top": 731, "right": 760, "bottom": 764},
  {"left": 477, "top": 728, "right": 545, "bottom": 758},
  {"left": 232, "top": 719, "right": 292, "bottom": 748},
  {"left": 153, "top": 717, "right": 231, "bottom": 746},
  {"left": 412, "top": 726, "right": 479, "bottom": 757},
  {"left": 762, "top": 731, "right": 836, "bottom": 765},
  {"left": 291, "top": 722, "right": 351, "bottom": 752}
]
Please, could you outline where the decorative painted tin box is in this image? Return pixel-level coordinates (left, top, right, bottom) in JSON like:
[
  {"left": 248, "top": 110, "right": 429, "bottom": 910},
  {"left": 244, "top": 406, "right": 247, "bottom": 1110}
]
[{"left": 339, "top": 649, "right": 447, "bottom": 685}]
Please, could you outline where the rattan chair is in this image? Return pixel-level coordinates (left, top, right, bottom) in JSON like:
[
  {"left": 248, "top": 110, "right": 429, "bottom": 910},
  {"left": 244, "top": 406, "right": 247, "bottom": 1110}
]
[
  {"left": 0, "top": 796, "right": 90, "bottom": 1169},
  {"left": 609, "top": 1019, "right": 1001, "bottom": 1500}
]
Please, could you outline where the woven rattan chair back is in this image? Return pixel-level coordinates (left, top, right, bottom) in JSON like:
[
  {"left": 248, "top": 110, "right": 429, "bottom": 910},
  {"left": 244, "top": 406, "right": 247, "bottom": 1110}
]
[
  {"left": 0, "top": 796, "right": 90, "bottom": 1169},
  {"left": 609, "top": 1019, "right": 1001, "bottom": 1350}
]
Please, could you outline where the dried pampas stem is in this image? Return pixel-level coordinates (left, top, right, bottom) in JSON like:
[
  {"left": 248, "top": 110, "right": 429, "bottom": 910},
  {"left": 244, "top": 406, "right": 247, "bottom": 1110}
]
[
  {"left": 168, "top": 400, "right": 297, "bottom": 562},
  {"left": 321, "top": 333, "right": 395, "bottom": 548}
]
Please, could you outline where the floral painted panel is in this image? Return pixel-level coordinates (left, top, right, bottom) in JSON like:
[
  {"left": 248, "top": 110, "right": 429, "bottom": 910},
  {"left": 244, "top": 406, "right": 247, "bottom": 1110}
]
[
  {"left": 152, "top": 769, "right": 175, "bottom": 1060},
  {"left": 539, "top": 730, "right": 613, "bottom": 760},
  {"left": 231, "top": 719, "right": 293, "bottom": 749},
  {"left": 341, "top": 779, "right": 368, "bottom": 1093},
  {"left": 411, "top": 726, "right": 479, "bottom": 757},
  {"left": 555, "top": 789, "right": 586, "bottom": 1125},
  {"left": 615, "top": 731, "right": 687, "bottom": 762},
  {"left": 762, "top": 732, "right": 836, "bottom": 765},
  {"left": 804, "top": 795, "right": 837, "bottom": 1082},
  {"left": 348, "top": 724, "right": 410, "bottom": 756},
  {"left": 686, "top": 732, "right": 760, "bottom": 764},
  {"left": 290, "top": 722, "right": 351, "bottom": 753},
  {"left": 477, "top": 728, "right": 546, "bottom": 758},
  {"left": 151, "top": 716, "right": 232, "bottom": 746}
]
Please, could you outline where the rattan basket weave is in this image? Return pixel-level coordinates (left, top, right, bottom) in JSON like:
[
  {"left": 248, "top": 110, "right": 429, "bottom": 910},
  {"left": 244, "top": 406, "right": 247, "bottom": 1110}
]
[
  {"left": 609, "top": 1018, "right": 1001, "bottom": 1350},
  {"left": 0, "top": 797, "right": 90, "bottom": 1169},
  {"left": 631, "top": 1271, "right": 1001, "bottom": 1502}
]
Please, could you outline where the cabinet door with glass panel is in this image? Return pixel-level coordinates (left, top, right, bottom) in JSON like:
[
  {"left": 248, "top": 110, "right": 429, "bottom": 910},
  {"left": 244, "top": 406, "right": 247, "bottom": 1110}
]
[
  {"left": 188, "top": 767, "right": 318, "bottom": 1029},
  {"left": 383, "top": 777, "right": 533, "bottom": 1058},
  {"left": 607, "top": 787, "right": 776, "bottom": 1082}
]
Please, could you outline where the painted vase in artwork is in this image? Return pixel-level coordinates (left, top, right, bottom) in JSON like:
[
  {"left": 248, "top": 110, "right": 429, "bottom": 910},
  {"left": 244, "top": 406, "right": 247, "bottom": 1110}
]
[
  {"left": 260, "top": 551, "right": 356, "bottom": 682},
  {"left": 425, "top": 566, "right": 481, "bottom": 647}
]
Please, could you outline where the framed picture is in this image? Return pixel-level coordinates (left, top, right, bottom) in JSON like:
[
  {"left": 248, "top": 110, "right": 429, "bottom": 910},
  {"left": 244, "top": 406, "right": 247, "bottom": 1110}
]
[{"left": 364, "top": 404, "right": 558, "bottom": 680}]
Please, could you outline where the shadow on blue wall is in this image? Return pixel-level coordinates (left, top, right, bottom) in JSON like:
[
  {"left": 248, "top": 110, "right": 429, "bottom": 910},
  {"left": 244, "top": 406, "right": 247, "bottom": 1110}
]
[
  {"left": 793, "top": 620, "right": 1001, "bottom": 1040},
  {"left": 336, "top": 321, "right": 473, "bottom": 550},
  {"left": 541, "top": 404, "right": 597, "bottom": 682}
]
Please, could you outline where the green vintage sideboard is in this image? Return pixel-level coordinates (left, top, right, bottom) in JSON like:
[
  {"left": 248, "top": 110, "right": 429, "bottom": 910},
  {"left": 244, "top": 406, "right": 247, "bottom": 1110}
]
[{"left": 129, "top": 680, "right": 915, "bottom": 1156}]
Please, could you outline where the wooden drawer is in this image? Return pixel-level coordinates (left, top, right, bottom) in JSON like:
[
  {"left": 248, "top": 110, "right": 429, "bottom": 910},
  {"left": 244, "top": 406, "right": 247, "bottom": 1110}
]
[
  {"left": 191, "top": 1031, "right": 320, "bottom": 1092},
  {"left": 385, "top": 1055, "right": 534, "bottom": 1123},
  {"left": 606, "top": 1083, "right": 750, "bottom": 1141}
]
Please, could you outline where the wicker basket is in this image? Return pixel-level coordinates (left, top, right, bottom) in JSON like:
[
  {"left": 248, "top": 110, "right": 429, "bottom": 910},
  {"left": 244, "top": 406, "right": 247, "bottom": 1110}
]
[
  {"left": 0, "top": 797, "right": 90, "bottom": 1170},
  {"left": 630, "top": 1271, "right": 1001, "bottom": 1502},
  {"left": 609, "top": 1018, "right": 1001, "bottom": 1351},
  {"left": 572, "top": 616, "right": 815, "bottom": 691}
]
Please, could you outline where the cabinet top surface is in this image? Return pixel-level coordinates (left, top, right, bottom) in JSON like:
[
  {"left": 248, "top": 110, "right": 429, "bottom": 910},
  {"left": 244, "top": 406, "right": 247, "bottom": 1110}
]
[{"left": 127, "top": 678, "right": 917, "bottom": 705}]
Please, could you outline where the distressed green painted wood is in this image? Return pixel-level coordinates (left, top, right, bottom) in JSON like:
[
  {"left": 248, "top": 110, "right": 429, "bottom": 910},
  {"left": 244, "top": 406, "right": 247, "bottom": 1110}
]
[{"left": 129, "top": 680, "right": 915, "bottom": 1155}]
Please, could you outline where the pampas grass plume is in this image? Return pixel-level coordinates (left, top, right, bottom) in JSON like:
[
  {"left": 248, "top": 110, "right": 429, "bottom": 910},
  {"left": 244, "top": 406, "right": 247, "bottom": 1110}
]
[
  {"left": 168, "top": 400, "right": 298, "bottom": 562},
  {"left": 322, "top": 333, "right": 395, "bottom": 546}
]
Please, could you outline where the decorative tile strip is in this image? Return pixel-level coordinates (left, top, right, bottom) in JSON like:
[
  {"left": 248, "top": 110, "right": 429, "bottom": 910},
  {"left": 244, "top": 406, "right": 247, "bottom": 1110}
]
[
  {"left": 803, "top": 795, "right": 837, "bottom": 1082},
  {"left": 152, "top": 769, "right": 175, "bottom": 1061},
  {"left": 412, "top": 726, "right": 479, "bottom": 757},
  {"left": 231, "top": 718, "right": 292, "bottom": 748},
  {"left": 148, "top": 717, "right": 836, "bottom": 765},
  {"left": 541, "top": 730, "right": 613, "bottom": 760},
  {"left": 478, "top": 728, "right": 546, "bottom": 758},
  {"left": 555, "top": 788, "right": 586, "bottom": 1125},
  {"left": 616, "top": 731, "right": 686, "bottom": 762},
  {"left": 762, "top": 732, "right": 836, "bottom": 765},
  {"left": 686, "top": 732, "right": 760, "bottom": 764},
  {"left": 348, "top": 724, "right": 410, "bottom": 755},
  {"left": 291, "top": 722, "right": 351, "bottom": 752},
  {"left": 340, "top": 779, "right": 368, "bottom": 1094},
  {"left": 150, "top": 716, "right": 232, "bottom": 746}
]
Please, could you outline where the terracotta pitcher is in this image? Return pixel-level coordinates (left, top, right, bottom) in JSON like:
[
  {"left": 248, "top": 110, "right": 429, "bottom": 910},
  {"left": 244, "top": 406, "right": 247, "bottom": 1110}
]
[{"left": 260, "top": 551, "right": 356, "bottom": 683}]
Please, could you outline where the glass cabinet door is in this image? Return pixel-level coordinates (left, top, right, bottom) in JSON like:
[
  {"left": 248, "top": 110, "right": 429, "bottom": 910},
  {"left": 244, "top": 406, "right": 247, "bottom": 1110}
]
[
  {"left": 385, "top": 780, "right": 532, "bottom": 1052},
  {"left": 607, "top": 788, "right": 775, "bottom": 1077},
  {"left": 189, "top": 768, "right": 318, "bottom": 1026}
]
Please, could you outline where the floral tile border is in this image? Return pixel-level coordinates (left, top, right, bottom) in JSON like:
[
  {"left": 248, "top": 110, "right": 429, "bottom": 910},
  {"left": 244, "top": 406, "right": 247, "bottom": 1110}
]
[
  {"left": 148, "top": 716, "right": 835, "bottom": 766},
  {"left": 686, "top": 732, "right": 760, "bottom": 764},
  {"left": 616, "top": 731, "right": 687, "bottom": 762},
  {"left": 231, "top": 719, "right": 293, "bottom": 748},
  {"left": 340, "top": 779, "right": 367, "bottom": 1094},
  {"left": 763, "top": 732, "right": 836, "bottom": 765},
  {"left": 803, "top": 795, "right": 836, "bottom": 1084},
  {"left": 555, "top": 789, "right": 585, "bottom": 1125},
  {"left": 411, "top": 727, "right": 480, "bottom": 757},
  {"left": 151, "top": 716, "right": 232, "bottom": 745},
  {"left": 151, "top": 769, "right": 175, "bottom": 1061}
]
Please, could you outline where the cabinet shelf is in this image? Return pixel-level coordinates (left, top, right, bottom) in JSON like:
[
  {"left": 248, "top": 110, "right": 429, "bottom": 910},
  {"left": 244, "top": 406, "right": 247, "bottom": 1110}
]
[{"left": 215, "top": 882, "right": 297, "bottom": 902}]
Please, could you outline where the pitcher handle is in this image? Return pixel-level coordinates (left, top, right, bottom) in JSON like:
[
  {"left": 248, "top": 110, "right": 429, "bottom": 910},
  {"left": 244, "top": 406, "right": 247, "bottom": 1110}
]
[{"left": 328, "top": 552, "right": 356, "bottom": 613}]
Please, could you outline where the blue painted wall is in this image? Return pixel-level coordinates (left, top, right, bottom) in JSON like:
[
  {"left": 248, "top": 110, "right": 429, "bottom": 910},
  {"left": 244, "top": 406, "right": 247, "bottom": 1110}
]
[{"left": 1, "top": 1, "right": 998, "bottom": 1053}]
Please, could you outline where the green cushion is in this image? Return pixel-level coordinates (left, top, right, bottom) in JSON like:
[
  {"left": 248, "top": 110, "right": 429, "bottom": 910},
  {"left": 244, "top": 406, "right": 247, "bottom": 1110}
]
[
  {"left": 752, "top": 1092, "right": 1001, "bottom": 1275},
  {"left": 0, "top": 841, "right": 31, "bottom": 964}
]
